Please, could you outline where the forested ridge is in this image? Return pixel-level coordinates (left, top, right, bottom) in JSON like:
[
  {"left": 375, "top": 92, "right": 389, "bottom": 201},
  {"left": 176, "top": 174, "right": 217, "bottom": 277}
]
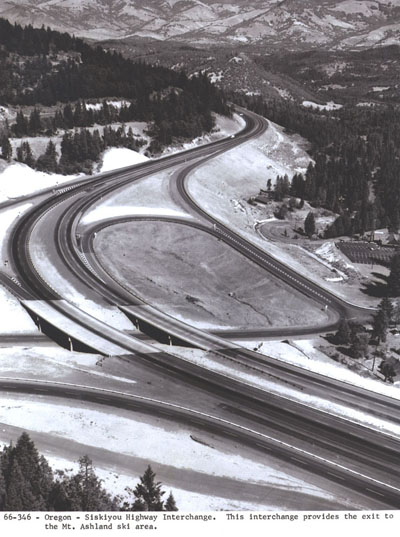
[
  {"left": 0, "top": 433, "right": 177, "bottom": 511},
  {"left": 0, "top": 17, "right": 230, "bottom": 149},
  {"left": 235, "top": 93, "right": 400, "bottom": 238}
]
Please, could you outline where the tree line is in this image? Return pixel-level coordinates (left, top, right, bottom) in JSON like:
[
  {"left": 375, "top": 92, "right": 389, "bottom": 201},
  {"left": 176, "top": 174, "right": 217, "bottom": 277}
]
[
  {"left": 6, "top": 96, "right": 217, "bottom": 152},
  {"left": 0, "top": 433, "right": 178, "bottom": 511},
  {"left": 2, "top": 125, "right": 146, "bottom": 174}
]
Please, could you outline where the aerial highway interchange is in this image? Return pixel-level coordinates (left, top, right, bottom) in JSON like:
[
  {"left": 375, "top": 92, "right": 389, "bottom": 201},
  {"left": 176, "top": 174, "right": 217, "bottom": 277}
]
[{"left": 1, "top": 108, "right": 399, "bottom": 509}]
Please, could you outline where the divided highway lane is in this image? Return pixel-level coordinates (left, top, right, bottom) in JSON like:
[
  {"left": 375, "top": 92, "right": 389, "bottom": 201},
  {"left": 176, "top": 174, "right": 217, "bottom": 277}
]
[{"left": 1, "top": 377, "right": 400, "bottom": 509}]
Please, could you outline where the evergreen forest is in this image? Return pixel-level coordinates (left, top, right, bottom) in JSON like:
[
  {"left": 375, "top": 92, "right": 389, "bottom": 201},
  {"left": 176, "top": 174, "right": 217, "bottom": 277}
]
[
  {"left": 0, "top": 433, "right": 178, "bottom": 511},
  {"left": 235, "top": 93, "right": 400, "bottom": 238}
]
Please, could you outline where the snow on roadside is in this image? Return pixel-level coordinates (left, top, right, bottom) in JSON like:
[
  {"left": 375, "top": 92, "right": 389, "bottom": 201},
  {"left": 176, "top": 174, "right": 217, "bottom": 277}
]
[
  {"left": 79, "top": 169, "right": 192, "bottom": 228},
  {"left": 100, "top": 147, "right": 149, "bottom": 172},
  {"left": 0, "top": 162, "right": 81, "bottom": 202},
  {"left": 0, "top": 346, "right": 137, "bottom": 385},
  {"left": 0, "top": 396, "right": 338, "bottom": 502},
  {"left": 235, "top": 339, "right": 400, "bottom": 401},
  {"left": 0, "top": 286, "right": 37, "bottom": 334},
  {"left": 81, "top": 206, "right": 190, "bottom": 225},
  {"left": 0, "top": 203, "right": 32, "bottom": 254}
]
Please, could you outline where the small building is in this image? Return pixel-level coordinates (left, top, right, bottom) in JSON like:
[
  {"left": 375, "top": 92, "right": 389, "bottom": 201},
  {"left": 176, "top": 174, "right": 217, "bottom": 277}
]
[{"left": 254, "top": 195, "right": 270, "bottom": 204}]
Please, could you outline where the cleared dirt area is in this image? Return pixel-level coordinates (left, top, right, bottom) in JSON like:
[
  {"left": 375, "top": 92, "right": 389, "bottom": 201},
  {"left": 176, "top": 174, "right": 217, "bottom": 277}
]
[{"left": 94, "top": 221, "right": 330, "bottom": 330}]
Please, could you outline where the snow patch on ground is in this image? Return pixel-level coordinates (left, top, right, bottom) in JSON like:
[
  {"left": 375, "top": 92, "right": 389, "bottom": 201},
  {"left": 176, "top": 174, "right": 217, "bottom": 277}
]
[
  {"left": 315, "top": 242, "right": 340, "bottom": 263},
  {"left": 100, "top": 147, "right": 149, "bottom": 172},
  {"left": 332, "top": 0, "right": 383, "bottom": 16},
  {"left": 78, "top": 169, "right": 192, "bottom": 230},
  {"left": 81, "top": 206, "right": 190, "bottom": 225},
  {"left": 85, "top": 100, "right": 131, "bottom": 111},
  {"left": 302, "top": 100, "right": 343, "bottom": 111},
  {"left": 0, "top": 287, "right": 37, "bottom": 334},
  {"left": 0, "top": 162, "right": 81, "bottom": 202},
  {"left": 209, "top": 70, "right": 224, "bottom": 83},
  {"left": 274, "top": 87, "right": 293, "bottom": 100}
]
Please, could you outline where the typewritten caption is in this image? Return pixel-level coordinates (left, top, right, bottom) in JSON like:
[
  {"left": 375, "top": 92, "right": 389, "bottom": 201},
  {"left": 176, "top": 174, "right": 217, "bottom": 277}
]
[{"left": 0, "top": 511, "right": 399, "bottom": 536}]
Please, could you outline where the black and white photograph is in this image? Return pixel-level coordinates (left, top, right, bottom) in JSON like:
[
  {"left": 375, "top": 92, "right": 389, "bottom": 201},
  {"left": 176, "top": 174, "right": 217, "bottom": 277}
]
[{"left": 0, "top": 0, "right": 399, "bottom": 528}]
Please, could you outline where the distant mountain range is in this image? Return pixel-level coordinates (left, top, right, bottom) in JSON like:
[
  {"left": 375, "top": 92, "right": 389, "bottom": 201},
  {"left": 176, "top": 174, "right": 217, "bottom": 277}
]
[{"left": 2, "top": 0, "right": 400, "bottom": 49}]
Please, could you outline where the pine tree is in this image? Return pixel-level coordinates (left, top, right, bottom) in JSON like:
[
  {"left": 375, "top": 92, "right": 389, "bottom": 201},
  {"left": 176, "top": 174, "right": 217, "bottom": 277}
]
[
  {"left": 379, "top": 360, "right": 397, "bottom": 383},
  {"left": 48, "top": 479, "right": 71, "bottom": 511},
  {"left": 164, "top": 492, "right": 178, "bottom": 511},
  {"left": 4, "top": 459, "right": 35, "bottom": 510},
  {"left": 335, "top": 318, "right": 351, "bottom": 345},
  {"left": 35, "top": 139, "right": 58, "bottom": 172},
  {"left": 388, "top": 253, "right": 400, "bottom": 297},
  {"left": 373, "top": 309, "right": 389, "bottom": 344},
  {"left": 127, "top": 465, "right": 165, "bottom": 511},
  {"left": 373, "top": 297, "right": 394, "bottom": 344},
  {"left": 0, "top": 465, "right": 6, "bottom": 509},
  {"left": 0, "top": 433, "right": 52, "bottom": 512},
  {"left": 62, "top": 456, "right": 117, "bottom": 511},
  {"left": 63, "top": 104, "right": 74, "bottom": 129},
  {"left": 381, "top": 297, "right": 394, "bottom": 325},
  {"left": 12, "top": 432, "right": 53, "bottom": 509},
  {"left": 347, "top": 321, "right": 369, "bottom": 359},
  {"left": 304, "top": 211, "right": 316, "bottom": 238},
  {"left": 16, "top": 141, "right": 34, "bottom": 167},
  {"left": 1, "top": 136, "right": 12, "bottom": 161},
  {"left": 28, "top": 108, "right": 42, "bottom": 135},
  {"left": 14, "top": 110, "right": 28, "bottom": 137}
]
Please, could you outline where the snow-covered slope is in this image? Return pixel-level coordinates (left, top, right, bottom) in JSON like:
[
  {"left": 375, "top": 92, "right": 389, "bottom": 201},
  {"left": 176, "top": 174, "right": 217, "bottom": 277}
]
[{"left": 2, "top": 0, "right": 400, "bottom": 48}]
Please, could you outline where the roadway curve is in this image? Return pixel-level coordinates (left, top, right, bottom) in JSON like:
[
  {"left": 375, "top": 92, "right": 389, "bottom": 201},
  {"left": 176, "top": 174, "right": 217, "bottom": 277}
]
[{"left": 5, "top": 107, "right": 400, "bottom": 508}]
